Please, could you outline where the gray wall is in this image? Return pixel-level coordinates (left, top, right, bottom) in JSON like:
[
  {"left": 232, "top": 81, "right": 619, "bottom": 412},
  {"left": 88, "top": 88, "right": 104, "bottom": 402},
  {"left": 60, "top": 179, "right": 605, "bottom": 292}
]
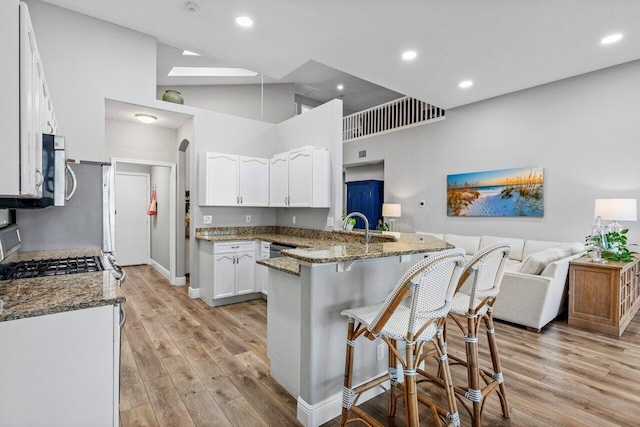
[
  {"left": 25, "top": 0, "right": 156, "bottom": 162},
  {"left": 17, "top": 163, "right": 103, "bottom": 251},
  {"left": 344, "top": 60, "right": 640, "bottom": 245},
  {"left": 105, "top": 119, "right": 178, "bottom": 164},
  {"left": 157, "top": 84, "right": 295, "bottom": 124},
  {"left": 344, "top": 163, "right": 385, "bottom": 182},
  {"left": 150, "top": 166, "right": 171, "bottom": 270}
]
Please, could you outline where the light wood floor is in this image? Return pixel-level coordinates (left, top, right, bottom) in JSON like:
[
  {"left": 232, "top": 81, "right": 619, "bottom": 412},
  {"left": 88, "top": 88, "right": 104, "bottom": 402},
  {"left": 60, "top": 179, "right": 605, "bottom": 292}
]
[{"left": 120, "top": 265, "right": 640, "bottom": 426}]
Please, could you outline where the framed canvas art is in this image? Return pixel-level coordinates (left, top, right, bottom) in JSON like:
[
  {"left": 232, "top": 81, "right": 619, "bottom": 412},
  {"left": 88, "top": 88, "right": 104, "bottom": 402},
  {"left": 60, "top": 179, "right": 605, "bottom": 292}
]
[{"left": 447, "top": 166, "right": 544, "bottom": 217}]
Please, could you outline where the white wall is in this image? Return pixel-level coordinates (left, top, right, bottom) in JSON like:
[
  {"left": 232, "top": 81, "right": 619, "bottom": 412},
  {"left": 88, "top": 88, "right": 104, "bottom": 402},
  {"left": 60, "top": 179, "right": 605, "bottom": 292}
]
[
  {"left": 105, "top": 119, "right": 178, "bottom": 164},
  {"left": 150, "top": 165, "right": 171, "bottom": 270},
  {"left": 275, "top": 100, "right": 344, "bottom": 230},
  {"left": 25, "top": 0, "right": 157, "bottom": 162},
  {"left": 344, "top": 163, "right": 385, "bottom": 182},
  {"left": 344, "top": 60, "right": 640, "bottom": 244},
  {"left": 157, "top": 84, "right": 295, "bottom": 124}
]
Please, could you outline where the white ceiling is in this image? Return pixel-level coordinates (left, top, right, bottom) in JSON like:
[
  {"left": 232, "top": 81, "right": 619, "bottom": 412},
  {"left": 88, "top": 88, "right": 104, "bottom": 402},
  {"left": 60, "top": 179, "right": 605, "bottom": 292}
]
[
  {"left": 105, "top": 100, "right": 192, "bottom": 129},
  {"left": 44, "top": 0, "right": 640, "bottom": 110}
]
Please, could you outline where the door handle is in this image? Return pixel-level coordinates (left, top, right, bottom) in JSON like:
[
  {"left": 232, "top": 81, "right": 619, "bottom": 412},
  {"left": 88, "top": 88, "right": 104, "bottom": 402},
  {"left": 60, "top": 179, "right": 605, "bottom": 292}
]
[
  {"left": 119, "top": 305, "right": 126, "bottom": 329},
  {"left": 65, "top": 164, "right": 77, "bottom": 201}
]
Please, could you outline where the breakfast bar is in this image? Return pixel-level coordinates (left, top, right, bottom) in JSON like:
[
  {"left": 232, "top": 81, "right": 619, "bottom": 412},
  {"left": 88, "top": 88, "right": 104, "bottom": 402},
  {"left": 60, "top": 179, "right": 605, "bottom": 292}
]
[{"left": 262, "top": 233, "right": 452, "bottom": 426}]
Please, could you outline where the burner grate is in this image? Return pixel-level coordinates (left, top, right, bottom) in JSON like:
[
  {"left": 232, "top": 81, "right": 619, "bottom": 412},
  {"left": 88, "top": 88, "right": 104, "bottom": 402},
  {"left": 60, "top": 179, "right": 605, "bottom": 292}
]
[{"left": 2, "top": 256, "right": 104, "bottom": 280}]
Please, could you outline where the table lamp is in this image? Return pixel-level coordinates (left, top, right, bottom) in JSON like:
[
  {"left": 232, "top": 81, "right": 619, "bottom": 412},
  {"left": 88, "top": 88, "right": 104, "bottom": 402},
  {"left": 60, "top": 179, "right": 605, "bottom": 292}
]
[
  {"left": 382, "top": 203, "right": 401, "bottom": 232},
  {"left": 594, "top": 199, "right": 638, "bottom": 233}
]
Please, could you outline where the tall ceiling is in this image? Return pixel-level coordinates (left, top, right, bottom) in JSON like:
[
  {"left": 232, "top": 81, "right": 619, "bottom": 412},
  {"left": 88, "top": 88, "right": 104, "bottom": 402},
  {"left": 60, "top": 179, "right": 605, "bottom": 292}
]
[{"left": 42, "top": 0, "right": 640, "bottom": 110}]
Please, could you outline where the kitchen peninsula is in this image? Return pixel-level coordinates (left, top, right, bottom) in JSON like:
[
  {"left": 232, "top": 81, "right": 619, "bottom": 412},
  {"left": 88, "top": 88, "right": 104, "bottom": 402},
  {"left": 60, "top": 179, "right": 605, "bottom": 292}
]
[{"left": 196, "top": 226, "right": 452, "bottom": 426}]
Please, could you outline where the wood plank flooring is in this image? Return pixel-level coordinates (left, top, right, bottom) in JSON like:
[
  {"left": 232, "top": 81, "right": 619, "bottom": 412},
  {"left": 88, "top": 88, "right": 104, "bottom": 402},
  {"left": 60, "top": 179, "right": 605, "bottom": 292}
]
[{"left": 120, "top": 265, "right": 640, "bottom": 426}]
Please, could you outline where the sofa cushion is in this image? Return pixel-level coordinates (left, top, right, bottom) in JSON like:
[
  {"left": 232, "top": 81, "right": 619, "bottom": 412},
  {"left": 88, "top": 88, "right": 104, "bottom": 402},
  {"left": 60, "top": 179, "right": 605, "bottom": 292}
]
[
  {"left": 518, "top": 250, "right": 560, "bottom": 275},
  {"left": 523, "top": 240, "right": 581, "bottom": 259},
  {"left": 443, "top": 234, "right": 481, "bottom": 255},
  {"left": 480, "top": 236, "right": 525, "bottom": 261},
  {"left": 505, "top": 259, "right": 522, "bottom": 273}
]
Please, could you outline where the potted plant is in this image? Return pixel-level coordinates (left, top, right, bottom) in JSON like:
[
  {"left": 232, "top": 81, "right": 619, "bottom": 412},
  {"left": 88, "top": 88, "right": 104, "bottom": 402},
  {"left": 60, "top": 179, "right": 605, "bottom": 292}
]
[
  {"left": 585, "top": 229, "right": 637, "bottom": 262},
  {"left": 345, "top": 217, "right": 357, "bottom": 231},
  {"left": 376, "top": 219, "right": 389, "bottom": 231}
]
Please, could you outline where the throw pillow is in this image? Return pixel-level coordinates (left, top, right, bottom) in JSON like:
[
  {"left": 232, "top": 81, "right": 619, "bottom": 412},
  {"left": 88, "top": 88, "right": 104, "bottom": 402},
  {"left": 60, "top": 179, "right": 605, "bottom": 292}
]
[{"left": 518, "top": 250, "right": 560, "bottom": 275}]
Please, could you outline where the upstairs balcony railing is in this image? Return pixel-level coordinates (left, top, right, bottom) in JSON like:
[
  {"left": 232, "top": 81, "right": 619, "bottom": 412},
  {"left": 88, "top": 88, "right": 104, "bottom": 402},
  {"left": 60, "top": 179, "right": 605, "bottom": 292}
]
[{"left": 343, "top": 96, "right": 445, "bottom": 142}]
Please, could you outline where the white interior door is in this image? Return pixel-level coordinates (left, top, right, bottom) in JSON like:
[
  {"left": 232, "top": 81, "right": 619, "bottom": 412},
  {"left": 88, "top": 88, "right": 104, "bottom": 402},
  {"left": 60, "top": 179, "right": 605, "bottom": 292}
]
[{"left": 115, "top": 173, "right": 149, "bottom": 266}]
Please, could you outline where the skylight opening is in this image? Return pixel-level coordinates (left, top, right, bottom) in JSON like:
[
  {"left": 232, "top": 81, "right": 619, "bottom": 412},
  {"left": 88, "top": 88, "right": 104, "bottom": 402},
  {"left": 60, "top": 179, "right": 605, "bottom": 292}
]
[{"left": 168, "top": 67, "right": 258, "bottom": 77}]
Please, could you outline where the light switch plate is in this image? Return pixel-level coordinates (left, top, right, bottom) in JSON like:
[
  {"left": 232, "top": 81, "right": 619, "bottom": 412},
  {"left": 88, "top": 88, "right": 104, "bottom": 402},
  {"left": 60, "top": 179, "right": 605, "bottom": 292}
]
[
  {"left": 246, "top": 215, "right": 251, "bottom": 223},
  {"left": 327, "top": 217, "right": 334, "bottom": 227},
  {"left": 203, "top": 215, "right": 212, "bottom": 224},
  {"left": 292, "top": 216, "right": 296, "bottom": 224}
]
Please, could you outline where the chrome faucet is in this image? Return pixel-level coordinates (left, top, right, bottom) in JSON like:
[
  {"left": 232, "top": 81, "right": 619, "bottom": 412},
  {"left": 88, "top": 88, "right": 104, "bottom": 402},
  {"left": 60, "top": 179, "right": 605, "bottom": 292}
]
[{"left": 343, "top": 212, "right": 370, "bottom": 244}]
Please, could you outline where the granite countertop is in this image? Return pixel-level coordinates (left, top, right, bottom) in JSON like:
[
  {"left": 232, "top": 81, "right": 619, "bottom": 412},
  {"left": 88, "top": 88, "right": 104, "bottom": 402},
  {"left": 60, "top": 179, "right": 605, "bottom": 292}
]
[
  {"left": 0, "top": 249, "right": 125, "bottom": 322},
  {"left": 257, "top": 257, "right": 301, "bottom": 276}
]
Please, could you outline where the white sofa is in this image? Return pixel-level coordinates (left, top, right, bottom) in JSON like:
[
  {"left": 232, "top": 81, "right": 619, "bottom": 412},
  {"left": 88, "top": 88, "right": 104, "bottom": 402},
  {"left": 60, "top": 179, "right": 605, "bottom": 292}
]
[{"left": 417, "top": 232, "right": 585, "bottom": 331}]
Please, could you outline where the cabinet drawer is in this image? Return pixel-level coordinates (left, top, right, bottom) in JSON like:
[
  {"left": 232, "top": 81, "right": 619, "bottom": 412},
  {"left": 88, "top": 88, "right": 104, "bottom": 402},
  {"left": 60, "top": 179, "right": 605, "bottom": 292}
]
[{"left": 214, "top": 241, "right": 255, "bottom": 254}]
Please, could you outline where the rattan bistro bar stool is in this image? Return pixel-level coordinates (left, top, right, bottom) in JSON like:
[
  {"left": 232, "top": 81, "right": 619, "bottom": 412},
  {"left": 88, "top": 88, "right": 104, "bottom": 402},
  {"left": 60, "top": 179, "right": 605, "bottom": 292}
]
[
  {"left": 440, "top": 242, "right": 511, "bottom": 427},
  {"left": 340, "top": 249, "right": 466, "bottom": 427}
]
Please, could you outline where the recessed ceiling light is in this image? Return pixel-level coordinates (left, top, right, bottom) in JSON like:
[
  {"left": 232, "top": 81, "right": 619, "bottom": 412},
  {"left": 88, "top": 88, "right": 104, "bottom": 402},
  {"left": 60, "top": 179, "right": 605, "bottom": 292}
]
[
  {"left": 402, "top": 51, "right": 417, "bottom": 60},
  {"left": 337, "top": 84, "right": 344, "bottom": 91},
  {"left": 182, "top": 50, "right": 200, "bottom": 56},
  {"left": 459, "top": 80, "right": 473, "bottom": 88},
  {"left": 135, "top": 114, "right": 157, "bottom": 124},
  {"left": 168, "top": 66, "right": 258, "bottom": 77},
  {"left": 236, "top": 16, "right": 253, "bottom": 27},
  {"left": 601, "top": 33, "right": 623, "bottom": 45}
]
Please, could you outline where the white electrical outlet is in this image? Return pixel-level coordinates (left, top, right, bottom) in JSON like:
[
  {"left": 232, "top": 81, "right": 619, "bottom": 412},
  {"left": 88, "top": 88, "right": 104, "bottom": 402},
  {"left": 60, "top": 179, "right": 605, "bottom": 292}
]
[
  {"left": 203, "top": 215, "right": 213, "bottom": 224},
  {"left": 377, "top": 344, "right": 384, "bottom": 360},
  {"left": 246, "top": 215, "right": 251, "bottom": 223},
  {"left": 327, "top": 217, "right": 334, "bottom": 227},
  {"left": 292, "top": 216, "right": 296, "bottom": 224}
]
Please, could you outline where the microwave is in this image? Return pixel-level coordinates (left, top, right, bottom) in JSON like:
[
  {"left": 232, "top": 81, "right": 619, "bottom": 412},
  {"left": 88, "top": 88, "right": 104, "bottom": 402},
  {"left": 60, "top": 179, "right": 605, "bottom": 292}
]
[{"left": 0, "top": 134, "right": 76, "bottom": 209}]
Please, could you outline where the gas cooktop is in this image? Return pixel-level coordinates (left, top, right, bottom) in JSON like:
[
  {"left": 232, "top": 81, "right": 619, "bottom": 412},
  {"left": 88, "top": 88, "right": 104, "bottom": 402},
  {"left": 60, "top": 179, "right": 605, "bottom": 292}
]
[{"left": 0, "top": 256, "right": 105, "bottom": 281}]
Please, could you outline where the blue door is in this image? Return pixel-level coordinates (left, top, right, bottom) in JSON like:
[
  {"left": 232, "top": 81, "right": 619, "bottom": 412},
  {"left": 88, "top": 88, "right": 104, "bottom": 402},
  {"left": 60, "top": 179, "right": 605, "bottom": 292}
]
[{"left": 346, "top": 180, "right": 384, "bottom": 229}]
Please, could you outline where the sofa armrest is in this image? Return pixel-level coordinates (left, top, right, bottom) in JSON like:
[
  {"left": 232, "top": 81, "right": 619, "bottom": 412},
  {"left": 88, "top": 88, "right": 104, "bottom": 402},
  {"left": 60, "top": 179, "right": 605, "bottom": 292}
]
[{"left": 492, "top": 272, "right": 554, "bottom": 329}]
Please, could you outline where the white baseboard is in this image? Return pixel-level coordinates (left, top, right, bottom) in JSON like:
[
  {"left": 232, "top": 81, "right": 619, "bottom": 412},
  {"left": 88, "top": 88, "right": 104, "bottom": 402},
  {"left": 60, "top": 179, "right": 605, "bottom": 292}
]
[
  {"left": 174, "top": 276, "right": 187, "bottom": 286},
  {"left": 296, "top": 379, "right": 387, "bottom": 426},
  {"left": 149, "top": 259, "right": 170, "bottom": 281},
  {"left": 188, "top": 286, "right": 200, "bottom": 299}
]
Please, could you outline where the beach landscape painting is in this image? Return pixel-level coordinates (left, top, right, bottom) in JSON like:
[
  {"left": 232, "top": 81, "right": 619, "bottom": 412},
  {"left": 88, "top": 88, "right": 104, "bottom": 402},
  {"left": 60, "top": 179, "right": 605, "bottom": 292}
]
[{"left": 447, "top": 166, "right": 544, "bottom": 217}]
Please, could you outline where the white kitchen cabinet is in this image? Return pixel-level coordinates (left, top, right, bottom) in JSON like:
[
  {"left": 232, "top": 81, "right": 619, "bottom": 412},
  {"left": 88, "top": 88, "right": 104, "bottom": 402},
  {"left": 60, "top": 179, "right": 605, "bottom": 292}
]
[
  {"left": 256, "top": 241, "right": 271, "bottom": 295},
  {"left": 202, "top": 152, "right": 269, "bottom": 206},
  {"left": 0, "top": 305, "right": 120, "bottom": 426},
  {"left": 0, "top": 1, "right": 54, "bottom": 198},
  {"left": 269, "top": 146, "right": 331, "bottom": 208},
  {"left": 200, "top": 240, "right": 258, "bottom": 305}
]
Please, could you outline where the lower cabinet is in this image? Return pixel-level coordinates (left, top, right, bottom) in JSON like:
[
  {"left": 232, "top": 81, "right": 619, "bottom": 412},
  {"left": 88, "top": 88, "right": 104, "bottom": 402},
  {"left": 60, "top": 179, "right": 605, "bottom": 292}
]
[
  {"left": 256, "top": 241, "right": 271, "bottom": 295},
  {"left": 200, "top": 240, "right": 259, "bottom": 306},
  {"left": 0, "top": 305, "right": 120, "bottom": 426}
]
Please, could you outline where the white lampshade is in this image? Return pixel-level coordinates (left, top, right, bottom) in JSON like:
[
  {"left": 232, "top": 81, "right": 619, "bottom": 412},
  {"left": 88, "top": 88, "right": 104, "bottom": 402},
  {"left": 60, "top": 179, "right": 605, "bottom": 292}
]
[
  {"left": 594, "top": 199, "right": 637, "bottom": 221},
  {"left": 382, "top": 203, "right": 402, "bottom": 218}
]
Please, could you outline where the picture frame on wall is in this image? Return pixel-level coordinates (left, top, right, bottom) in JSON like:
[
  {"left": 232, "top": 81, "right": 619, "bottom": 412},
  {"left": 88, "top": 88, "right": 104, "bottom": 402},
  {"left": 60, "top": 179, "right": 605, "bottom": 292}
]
[{"left": 446, "top": 166, "right": 544, "bottom": 217}]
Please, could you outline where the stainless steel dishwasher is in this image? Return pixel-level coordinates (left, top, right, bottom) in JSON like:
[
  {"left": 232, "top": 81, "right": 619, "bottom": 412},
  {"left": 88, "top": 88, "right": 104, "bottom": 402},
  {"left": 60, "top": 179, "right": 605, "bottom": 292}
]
[{"left": 270, "top": 243, "right": 296, "bottom": 258}]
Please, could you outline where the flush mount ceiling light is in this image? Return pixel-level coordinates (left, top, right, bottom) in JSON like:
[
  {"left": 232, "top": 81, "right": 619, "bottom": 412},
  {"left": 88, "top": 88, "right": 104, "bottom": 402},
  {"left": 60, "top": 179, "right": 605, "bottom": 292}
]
[
  {"left": 182, "top": 50, "right": 200, "bottom": 56},
  {"left": 185, "top": 2, "right": 199, "bottom": 13},
  {"left": 236, "top": 16, "right": 253, "bottom": 27},
  {"left": 402, "top": 50, "right": 417, "bottom": 60},
  {"left": 168, "top": 66, "right": 258, "bottom": 77},
  {"left": 459, "top": 80, "right": 473, "bottom": 88},
  {"left": 601, "top": 33, "right": 623, "bottom": 45},
  {"left": 337, "top": 84, "right": 344, "bottom": 91},
  {"left": 135, "top": 114, "right": 157, "bottom": 124}
]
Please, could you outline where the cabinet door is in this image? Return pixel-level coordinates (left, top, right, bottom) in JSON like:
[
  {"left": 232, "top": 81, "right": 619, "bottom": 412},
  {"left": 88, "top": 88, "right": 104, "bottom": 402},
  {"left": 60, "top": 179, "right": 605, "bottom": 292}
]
[
  {"left": 19, "top": 4, "right": 39, "bottom": 198},
  {"left": 235, "top": 252, "right": 256, "bottom": 295},
  {"left": 213, "top": 254, "right": 236, "bottom": 299},
  {"left": 205, "top": 153, "right": 239, "bottom": 206},
  {"left": 288, "top": 149, "right": 312, "bottom": 207},
  {"left": 239, "top": 156, "right": 269, "bottom": 206},
  {"left": 269, "top": 153, "right": 289, "bottom": 207}
]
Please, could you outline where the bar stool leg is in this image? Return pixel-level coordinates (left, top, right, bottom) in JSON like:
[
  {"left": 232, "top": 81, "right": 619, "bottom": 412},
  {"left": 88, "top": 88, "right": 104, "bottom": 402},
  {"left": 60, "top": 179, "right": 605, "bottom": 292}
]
[
  {"left": 484, "top": 310, "right": 509, "bottom": 419},
  {"left": 436, "top": 330, "right": 460, "bottom": 427},
  {"left": 465, "top": 314, "right": 482, "bottom": 427},
  {"left": 387, "top": 339, "right": 399, "bottom": 417},
  {"left": 341, "top": 319, "right": 356, "bottom": 426},
  {"left": 404, "top": 339, "right": 420, "bottom": 426}
]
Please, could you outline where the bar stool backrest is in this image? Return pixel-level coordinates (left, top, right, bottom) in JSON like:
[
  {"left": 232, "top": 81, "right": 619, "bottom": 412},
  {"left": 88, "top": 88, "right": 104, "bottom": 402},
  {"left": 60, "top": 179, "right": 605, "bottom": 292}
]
[
  {"left": 367, "top": 248, "right": 466, "bottom": 337},
  {"left": 458, "top": 242, "right": 510, "bottom": 311}
]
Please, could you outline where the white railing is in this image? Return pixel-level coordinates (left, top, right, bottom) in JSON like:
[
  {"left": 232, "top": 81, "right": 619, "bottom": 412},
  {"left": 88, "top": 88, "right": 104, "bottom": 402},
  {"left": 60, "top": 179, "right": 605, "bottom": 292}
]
[{"left": 343, "top": 96, "right": 445, "bottom": 142}]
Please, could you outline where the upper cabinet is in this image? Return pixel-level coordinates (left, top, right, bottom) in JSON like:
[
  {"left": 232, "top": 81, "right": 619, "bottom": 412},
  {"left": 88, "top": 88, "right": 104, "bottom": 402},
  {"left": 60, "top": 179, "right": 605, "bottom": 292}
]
[
  {"left": 0, "top": 1, "right": 56, "bottom": 198},
  {"left": 269, "top": 146, "right": 330, "bottom": 208},
  {"left": 202, "top": 153, "right": 269, "bottom": 207}
]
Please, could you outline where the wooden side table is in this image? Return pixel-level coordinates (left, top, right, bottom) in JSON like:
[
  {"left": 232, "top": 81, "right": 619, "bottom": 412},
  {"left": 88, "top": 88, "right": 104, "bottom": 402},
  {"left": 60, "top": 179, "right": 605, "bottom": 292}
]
[{"left": 569, "top": 256, "right": 640, "bottom": 336}]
